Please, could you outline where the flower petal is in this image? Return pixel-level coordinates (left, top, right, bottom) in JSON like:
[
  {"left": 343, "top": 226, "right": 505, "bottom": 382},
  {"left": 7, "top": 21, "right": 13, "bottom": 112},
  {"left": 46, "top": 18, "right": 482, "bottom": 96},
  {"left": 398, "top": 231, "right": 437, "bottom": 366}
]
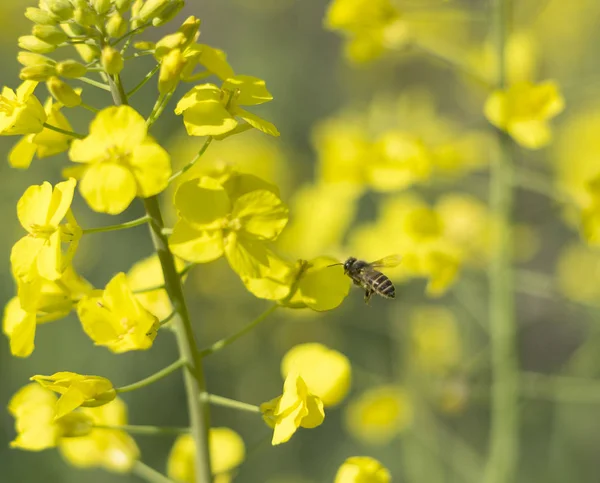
[
  {"left": 46, "top": 178, "right": 76, "bottom": 227},
  {"left": 174, "top": 177, "right": 231, "bottom": 228},
  {"left": 224, "top": 233, "right": 269, "bottom": 278},
  {"left": 17, "top": 181, "right": 53, "bottom": 231},
  {"left": 2, "top": 297, "right": 36, "bottom": 357},
  {"left": 235, "top": 108, "right": 280, "bottom": 137},
  {"left": 9, "top": 135, "right": 37, "bottom": 169},
  {"left": 182, "top": 100, "right": 237, "bottom": 137},
  {"left": 169, "top": 220, "right": 224, "bottom": 263},
  {"left": 80, "top": 163, "right": 137, "bottom": 214},
  {"left": 130, "top": 142, "right": 172, "bottom": 198},
  {"left": 232, "top": 190, "right": 288, "bottom": 241},
  {"left": 36, "top": 230, "right": 62, "bottom": 281}
]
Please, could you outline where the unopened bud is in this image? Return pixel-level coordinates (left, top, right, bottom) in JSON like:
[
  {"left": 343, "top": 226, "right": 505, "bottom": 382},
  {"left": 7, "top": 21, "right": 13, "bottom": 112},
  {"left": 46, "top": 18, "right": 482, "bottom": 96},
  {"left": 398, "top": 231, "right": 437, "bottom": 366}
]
[
  {"left": 46, "top": 0, "right": 75, "bottom": 21},
  {"left": 130, "top": 0, "right": 145, "bottom": 29},
  {"left": 158, "top": 48, "right": 185, "bottom": 94},
  {"left": 179, "top": 16, "right": 201, "bottom": 46},
  {"left": 20, "top": 64, "right": 57, "bottom": 81},
  {"left": 17, "top": 51, "right": 56, "bottom": 68},
  {"left": 92, "top": 0, "right": 112, "bottom": 15},
  {"left": 32, "top": 24, "right": 68, "bottom": 45},
  {"left": 106, "top": 11, "right": 127, "bottom": 38},
  {"left": 73, "top": 6, "right": 98, "bottom": 27},
  {"left": 155, "top": 32, "right": 185, "bottom": 58},
  {"left": 115, "top": 0, "right": 134, "bottom": 13},
  {"left": 152, "top": 0, "right": 184, "bottom": 27},
  {"left": 47, "top": 77, "right": 82, "bottom": 107},
  {"left": 137, "top": 0, "right": 171, "bottom": 23},
  {"left": 101, "top": 46, "right": 124, "bottom": 75},
  {"left": 24, "top": 7, "right": 58, "bottom": 25},
  {"left": 134, "top": 41, "right": 156, "bottom": 51},
  {"left": 18, "top": 35, "right": 57, "bottom": 54},
  {"left": 56, "top": 59, "right": 88, "bottom": 78}
]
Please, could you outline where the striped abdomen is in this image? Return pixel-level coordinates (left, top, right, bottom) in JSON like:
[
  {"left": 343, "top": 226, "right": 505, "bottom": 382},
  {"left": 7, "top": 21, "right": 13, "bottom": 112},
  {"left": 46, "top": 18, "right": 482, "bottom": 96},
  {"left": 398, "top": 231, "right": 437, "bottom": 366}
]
[{"left": 364, "top": 270, "right": 395, "bottom": 299}]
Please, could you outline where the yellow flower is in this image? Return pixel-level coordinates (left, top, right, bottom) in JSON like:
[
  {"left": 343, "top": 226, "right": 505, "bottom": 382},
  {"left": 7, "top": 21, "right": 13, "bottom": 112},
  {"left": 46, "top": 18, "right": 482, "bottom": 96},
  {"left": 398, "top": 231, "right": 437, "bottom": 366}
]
[
  {"left": 168, "top": 427, "right": 246, "bottom": 482},
  {"left": 410, "top": 306, "right": 461, "bottom": 375},
  {"left": 556, "top": 243, "right": 600, "bottom": 304},
  {"left": 0, "top": 80, "right": 46, "bottom": 135},
  {"left": 334, "top": 456, "right": 391, "bottom": 483},
  {"left": 77, "top": 272, "right": 160, "bottom": 353},
  {"left": 345, "top": 385, "right": 413, "bottom": 445},
  {"left": 484, "top": 80, "right": 565, "bottom": 149},
  {"left": 3, "top": 264, "right": 93, "bottom": 357},
  {"left": 9, "top": 383, "right": 93, "bottom": 451},
  {"left": 9, "top": 97, "right": 73, "bottom": 169},
  {"left": 169, "top": 174, "right": 288, "bottom": 278},
  {"left": 261, "top": 372, "right": 325, "bottom": 445},
  {"left": 10, "top": 178, "right": 81, "bottom": 283},
  {"left": 175, "top": 75, "right": 279, "bottom": 138},
  {"left": 281, "top": 343, "right": 351, "bottom": 406},
  {"left": 31, "top": 372, "right": 116, "bottom": 419},
  {"left": 68, "top": 105, "right": 171, "bottom": 214},
  {"left": 59, "top": 398, "right": 140, "bottom": 472}
]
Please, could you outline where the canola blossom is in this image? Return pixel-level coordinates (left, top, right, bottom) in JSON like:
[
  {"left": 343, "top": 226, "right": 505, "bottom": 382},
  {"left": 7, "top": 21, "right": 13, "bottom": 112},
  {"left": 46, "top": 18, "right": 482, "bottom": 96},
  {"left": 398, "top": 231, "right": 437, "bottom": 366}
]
[
  {"left": 0, "top": 80, "right": 46, "bottom": 135},
  {"left": 334, "top": 456, "right": 391, "bottom": 483}
]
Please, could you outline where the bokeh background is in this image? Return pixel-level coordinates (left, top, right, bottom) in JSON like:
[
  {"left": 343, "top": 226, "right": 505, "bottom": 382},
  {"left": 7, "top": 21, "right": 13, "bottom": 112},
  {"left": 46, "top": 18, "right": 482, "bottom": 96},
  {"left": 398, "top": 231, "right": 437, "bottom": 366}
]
[{"left": 3, "top": 0, "right": 600, "bottom": 482}]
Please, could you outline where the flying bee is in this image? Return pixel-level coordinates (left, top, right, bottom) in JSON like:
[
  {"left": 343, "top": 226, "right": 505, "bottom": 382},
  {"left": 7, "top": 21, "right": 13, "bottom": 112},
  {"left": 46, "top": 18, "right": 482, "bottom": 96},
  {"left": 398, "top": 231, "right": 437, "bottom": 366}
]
[{"left": 329, "top": 255, "right": 402, "bottom": 304}]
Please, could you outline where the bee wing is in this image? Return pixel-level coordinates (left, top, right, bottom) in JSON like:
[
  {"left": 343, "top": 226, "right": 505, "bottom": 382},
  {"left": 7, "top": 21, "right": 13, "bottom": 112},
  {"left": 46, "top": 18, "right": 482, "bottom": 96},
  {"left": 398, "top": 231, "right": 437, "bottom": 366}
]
[{"left": 369, "top": 254, "right": 402, "bottom": 269}]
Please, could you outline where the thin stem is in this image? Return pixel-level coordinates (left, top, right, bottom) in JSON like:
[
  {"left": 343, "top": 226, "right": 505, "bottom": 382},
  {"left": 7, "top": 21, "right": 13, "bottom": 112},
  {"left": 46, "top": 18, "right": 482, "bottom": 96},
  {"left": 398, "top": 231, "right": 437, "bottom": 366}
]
[
  {"left": 94, "top": 424, "right": 189, "bottom": 435},
  {"left": 160, "top": 310, "right": 177, "bottom": 327},
  {"left": 128, "top": 64, "right": 160, "bottom": 97},
  {"left": 115, "top": 359, "right": 185, "bottom": 393},
  {"left": 82, "top": 215, "right": 150, "bottom": 235},
  {"left": 42, "top": 123, "right": 85, "bottom": 139},
  {"left": 484, "top": 0, "right": 518, "bottom": 482},
  {"left": 77, "top": 76, "right": 111, "bottom": 91},
  {"left": 132, "top": 264, "right": 195, "bottom": 294},
  {"left": 110, "top": 23, "right": 151, "bottom": 47},
  {"left": 515, "top": 167, "right": 570, "bottom": 204},
  {"left": 199, "top": 304, "right": 279, "bottom": 357},
  {"left": 169, "top": 137, "right": 214, "bottom": 183},
  {"left": 520, "top": 371, "right": 600, "bottom": 403},
  {"left": 80, "top": 102, "right": 100, "bottom": 113},
  {"left": 204, "top": 393, "right": 261, "bottom": 413},
  {"left": 147, "top": 91, "right": 174, "bottom": 127},
  {"left": 133, "top": 461, "right": 177, "bottom": 483}
]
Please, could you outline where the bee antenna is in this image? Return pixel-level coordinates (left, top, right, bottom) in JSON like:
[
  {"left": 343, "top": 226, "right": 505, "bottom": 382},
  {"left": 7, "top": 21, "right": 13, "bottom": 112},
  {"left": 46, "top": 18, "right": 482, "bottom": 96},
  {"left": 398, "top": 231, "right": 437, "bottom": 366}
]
[{"left": 327, "top": 263, "right": 344, "bottom": 268}]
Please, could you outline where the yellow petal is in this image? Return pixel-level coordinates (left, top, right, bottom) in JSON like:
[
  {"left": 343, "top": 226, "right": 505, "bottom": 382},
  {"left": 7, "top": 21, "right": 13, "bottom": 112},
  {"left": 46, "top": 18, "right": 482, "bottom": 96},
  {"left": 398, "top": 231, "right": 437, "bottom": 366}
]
[
  {"left": 182, "top": 100, "right": 237, "bottom": 137},
  {"left": 79, "top": 162, "right": 137, "bottom": 214},
  {"left": 10, "top": 236, "right": 45, "bottom": 282},
  {"left": 36, "top": 229, "right": 62, "bottom": 280},
  {"left": 2, "top": 297, "right": 37, "bottom": 357},
  {"left": 210, "top": 427, "right": 246, "bottom": 474},
  {"left": 169, "top": 220, "right": 224, "bottom": 263},
  {"left": 222, "top": 75, "right": 273, "bottom": 106},
  {"left": 17, "top": 181, "right": 53, "bottom": 231},
  {"left": 174, "top": 177, "right": 231, "bottom": 228},
  {"left": 235, "top": 108, "right": 280, "bottom": 137},
  {"left": 9, "top": 135, "right": 37, "bottom": 169},
  {"left": 232, "top": 190, "right": 288, "bottom": 241},
  {"left": 46, "top": 177, "right": 76, "bottom": 227},
  {"left": 224, "top": 233, "right": 269, "bottom": 278},
  {"left": 129, "top": 142, "right": 172, "bottom": 197},
  {"left": 88, "top": 105, "right": 148, "bottom": 149},
  {"left": 300, "top": 394, "right": 325, "bottom": 429}
]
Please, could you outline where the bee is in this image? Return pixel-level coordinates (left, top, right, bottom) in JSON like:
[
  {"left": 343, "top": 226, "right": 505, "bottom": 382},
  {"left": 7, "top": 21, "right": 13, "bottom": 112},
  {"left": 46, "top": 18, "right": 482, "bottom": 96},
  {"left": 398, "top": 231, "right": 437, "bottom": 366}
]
[{"left": 330, "top": 255, "right": 402, "bottom": 304}]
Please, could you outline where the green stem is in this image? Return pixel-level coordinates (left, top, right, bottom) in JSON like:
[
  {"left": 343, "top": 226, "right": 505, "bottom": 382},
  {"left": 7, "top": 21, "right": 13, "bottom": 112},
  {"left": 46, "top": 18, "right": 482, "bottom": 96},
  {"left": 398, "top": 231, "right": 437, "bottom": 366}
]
[
  {"left": 132, "top": 264, "right": 195, "bottom": 294},
  {"left": 110, "top": 23, "right": 151, "bottom": 47},
  {"left": 80, "top": 102, "right": 100, "bottom": 113},
  {"left": 204, "top": 393, "right": 261, "bottom": 413},
  {"left": 133, "top": 461, "right": 177, "bottom": 483},
  {"left": 520, "top": 371, "right": 600, "bottom": 403},
  {"left": 143, "top": 196, "right": 213, "bottom": 482},
  {"left": 42, "top": 123, "right": 85, "bottom": 139},
  {"left": 169, "top": 137, "right": 213, "bottom": 183},
  {"left": 199, "top": 304, "right": 279, "bottom": 357},
  {"left": 115, "top": 359, "right": 185, "bottom": 393},
  {"left": 77, "top": 76, "right": 111, "bottom": 91},
  {"left": 147, "top": 91, "right": 174, "bottom": 127},
  {"left": 94, "top": 424, "right": 189, "bottom": 435},
  {"left": 82, "top": 215, "right": 151, "bottom": 235},
  {"left": 484, "top": 1, "right": 518, "bottom": 482},
  {"left": 128, "top": 64, "right": 160, "bottom": 97},
  {"left": 160, "top": 310, "right": 177, "bottom": 327},
  {"left": 514, "top": 167, "right": 570, "bottom": 204}
]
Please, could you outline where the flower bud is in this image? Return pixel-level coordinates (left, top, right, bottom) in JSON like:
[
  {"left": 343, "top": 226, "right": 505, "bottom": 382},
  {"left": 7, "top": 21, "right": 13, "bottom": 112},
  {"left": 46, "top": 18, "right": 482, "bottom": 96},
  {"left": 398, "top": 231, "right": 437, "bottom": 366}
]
[
  {"left": 106, "top": 11, "right": 127, "bottom": 38},
  {"left": 73, "top": 5, "right": 98, "bottom": 27},
  {"left": 46, "top": 0, "right": 75, "bottom": 21},
  {"left": 158, "top": 48, "right": 184, "bottom": 94},
  {"left": 130, "top": 0, "right": 144, "bottom": 29},
  {"left": 134, "top": 41, "right": 156, "bottom": 51},
  {"left": 152, "top": 0, "right": 184, "bottom": 27},
  {"left": 115, "top": 0, "right": 134, "bottom": 13},
  {"left": 155, "top": 32, "right": 186, "bottom": 58},
  {"left": 32, "top": 24, "right": 68, "bottom": 45},
  {"left": 137, "top": 0, "right": 172, "bottom": 23},
  {"left": 92, "top": 0, "right": 112, "bottom": 15},
  {"left": 56, "top": 59, "right": 88, "bottom": 78},
  {"left": 17, "top": 51, "right": 56, "bottom": 68},
  {"left": 47, "top": 77, "right": 82, "bottom": 107},
  {"left": 179, "top": 16, "right": 201, "bottom": 46},
  {"left": 20, "top": 64, "right": 57, "bottom": 81},
  {"left": 81, "top": 388, "right": 117, "bottom": 407},
  {"left": 24, "top": 7, "right": 58, "bottom": 25},
  {"left": 18, "top": 35, "right": 57, "bottom": 54},
  {"left": 56, "top": 412, "right": 94, "bottom": 437},
  {"left": 101, "top": 46, "right": 124, "bottom": 75}
]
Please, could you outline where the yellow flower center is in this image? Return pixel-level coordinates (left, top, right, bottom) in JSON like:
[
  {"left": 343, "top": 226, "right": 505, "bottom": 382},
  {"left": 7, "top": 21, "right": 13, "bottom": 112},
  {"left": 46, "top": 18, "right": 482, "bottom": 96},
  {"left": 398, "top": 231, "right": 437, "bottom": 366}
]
[
  {"left": 29, "top": 223, "right": 56, "bottom": 239},
  {"left": 105, "top": 145, "right": 132, "bottom": 164},
  {"left": 0, "top": 96, "right": 20, "bottom": 115},
  {"left": 222, "top": 216, "right": 242, "bottom": 232}
]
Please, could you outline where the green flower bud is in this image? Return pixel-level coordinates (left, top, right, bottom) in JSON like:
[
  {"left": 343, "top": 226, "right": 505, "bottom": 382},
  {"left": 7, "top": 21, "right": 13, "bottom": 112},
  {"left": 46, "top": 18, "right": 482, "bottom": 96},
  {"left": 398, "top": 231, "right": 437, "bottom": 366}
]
[
  {"left": 92, "top": 0, "right": 112, "bottom": 15},
  {"left": 152, "top": 0, "right": 184, "bottom": 27},
  {"left": 20, "top": 64, "right": 57, "bottom": 81},
  {"left": 57, "top": 412, "right": 94, "bottom": 438},
  {"left": 101, "top": 46, "right": 124, "bottom": 75},
  {"left": 56, "top": 59, "right": 88, "bottom": 78},
  {"left": 47, "top": 77, "right": 82, "bottom": 107},
  {"left": 18, "top": 35, "right": 57, "bottom": 54},
  {"left": 158, "top": 48, "right": 184, "bottom": 94},
  {"left": 106, "top": 11, "right": 127, "bottom": 38},
  {"left": 155, "top": 32, "right": 186, "bottom": 58},
  {"left": 46, "top": 0, "right": 75, "bottom": 21},
  {"left": 73, "top": 5, "right": 98, "bottom": 27},
  {"left": 134, "top": 41, "right": 156, "bottom": 51},
  {"left": 137, "top": 0, "right": 172, "bottom": 23},
  {"left": 24, "top": 7, "right": 58, "bottom": 25},
  {"left": 17, "top": 51, "right": 57, "bottom": 68},
  {"left": 130, "top": 0, "right": 144, "bottom": 29},
  {"left": 32, "top": 24, "right": 68, "bottom": 45},
  {"left": 115, "top": 0, "right": 134, "bottom": 13},
  {"left": 179, "top": 16, "right": 201, "bottom": 46}
]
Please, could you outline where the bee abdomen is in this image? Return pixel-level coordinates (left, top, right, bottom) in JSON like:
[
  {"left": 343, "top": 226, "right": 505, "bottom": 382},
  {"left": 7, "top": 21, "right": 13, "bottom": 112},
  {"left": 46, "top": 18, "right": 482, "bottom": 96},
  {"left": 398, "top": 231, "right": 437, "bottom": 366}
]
[{"left": 366, "top": 271, "right": 396, "bottom": 299}]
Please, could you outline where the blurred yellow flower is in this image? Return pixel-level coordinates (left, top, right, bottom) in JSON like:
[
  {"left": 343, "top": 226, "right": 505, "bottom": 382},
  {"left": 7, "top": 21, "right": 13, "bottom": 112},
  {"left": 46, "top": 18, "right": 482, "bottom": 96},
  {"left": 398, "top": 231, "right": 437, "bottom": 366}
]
[
  {"left": 9, "top": 383, "right": 93, "bottom": 451},
  {"left": 556, "top": 243, "right": 600, "bottom": 304},
  {"left": 0, "top": 80, "right": 46, "bottom": 135},
  {"left": 77, "top": 272, "right": 159, "bottom": 353},
  {"left": 345, "top": 385, "right": 413, "bottom": 445},
  {"left": 281, "top": 343, "right": 351, "bottom": 406},
  {"left": 59, "top": 398, "right": 140, "bottom": 473},
  {"left": 10, "top": 178, "right": 80, "bottom": 283},
  {"left": 334, "top": 456, "right": 391, "bottom": 483},
  {"left": 31, "top": 372, "right": 116, "bottom": 419},
  {"left": 261, "top": 372, "right": 325, "bottom": 445},
  {"left": 169, "top": 174, "right": 288, "bottom": 279},
  {"left": 410, "top": 306, "right": 462, "bottom": 375},
  {"left": 484, "top": 80, "right": 565, "bottom": 149},
  {"left": 68, "top": 105, "right": 171, "bottom": 214},
  {"left": 168, "top": 427, "right": 246, "bottom": 482}
]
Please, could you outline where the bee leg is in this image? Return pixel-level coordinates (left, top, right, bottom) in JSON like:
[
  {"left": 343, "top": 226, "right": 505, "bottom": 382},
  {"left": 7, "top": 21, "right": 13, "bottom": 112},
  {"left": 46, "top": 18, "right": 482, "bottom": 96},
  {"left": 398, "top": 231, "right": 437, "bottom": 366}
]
[{"left": 364, "top": 289, "right": 373, "bottom": 305}]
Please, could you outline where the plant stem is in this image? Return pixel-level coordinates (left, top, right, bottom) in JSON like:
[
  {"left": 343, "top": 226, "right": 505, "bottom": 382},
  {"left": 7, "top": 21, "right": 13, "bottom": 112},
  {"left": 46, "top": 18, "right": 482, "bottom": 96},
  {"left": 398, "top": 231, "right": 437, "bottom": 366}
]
[
  {"left": 42, "top": 123, "right": 85, "bottom": 139},
  {"left": 82, "top": 215, "right": 151, "bottom": 235},
  {"left": 133, "top": 461, "right": 177, "bottom": 483},
  {"left": 77, "top": 76, "right": 111, "bottom": 91},
  {"left": 204, "top": 393, "right": 261, "bottom": 413},
  {"left": 115, "top": 359, "right": 185, "bottom": 393},
  {"left": 484, "top": 0, "right": 518, "bottom": 482},
  {"left": 132, "top": 264, "right": 195, "bottom": 294},
  {"left": 147, "top": 91, "right": 174, "bottom": 127},
  {"left": 94, "top": 424, "right": 189, "bottom": 435},
  {"left": 199, "top": 304, "right": 279, "bottom": 357},
  {"left": 169, "top": 137, "right": 213, "bottom": 182},
  {"left": 128, "top": 64, "right": 160, "bottom": 97}
]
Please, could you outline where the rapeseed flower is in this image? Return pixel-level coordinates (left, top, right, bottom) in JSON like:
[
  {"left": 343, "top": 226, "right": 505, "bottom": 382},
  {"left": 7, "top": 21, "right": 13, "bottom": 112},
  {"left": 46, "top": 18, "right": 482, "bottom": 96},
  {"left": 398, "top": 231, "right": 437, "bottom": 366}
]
[
  {"left": 261, "top": 372, "right": 325, "bottom": 445},
  {"left": 77, "top": 272, "right": 160, "bottom": 353},
  {"left": 0, "top": 80, "right": 46, "bottom": 135},
  {"left": 334, "top": 456, "right": 391, "bottom": 483},
  {"left": 68, "top": 105, "right": 171, "bottom": 214}
]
